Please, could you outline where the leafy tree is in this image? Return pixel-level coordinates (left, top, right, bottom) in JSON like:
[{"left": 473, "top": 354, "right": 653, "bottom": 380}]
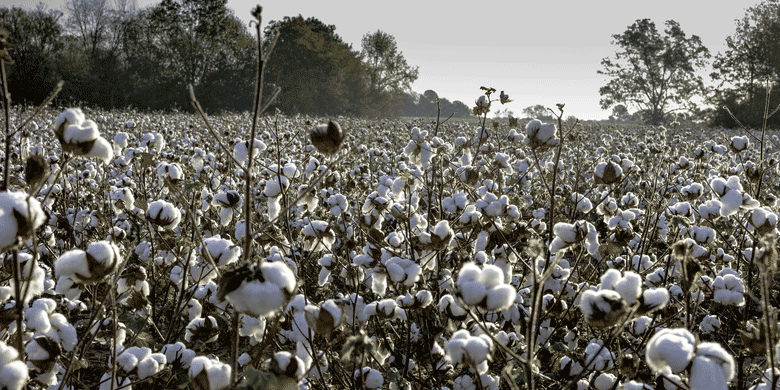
[
  {"left": 0, "top": 6, "right": 64, "bottom": 105},
  {"left": 598, "top": 19, "right": 710, "bottom": 125},
  {"left": 609, "top": 104, "right": 631, "bottom": 122},
  {"left": 710, "top": 0, "right": 780, "bottom": 128},
  {"left": 263, "top": 15, "right": 366, "bottom": 116},
  {"left": 522, "top": 104, "right": 553, "bottom": 121},
  {"left": 361, "top": 30, "right": 418, "bottom": 93}
]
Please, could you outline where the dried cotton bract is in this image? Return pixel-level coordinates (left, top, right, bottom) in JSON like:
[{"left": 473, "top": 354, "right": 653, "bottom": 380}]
[{"left": 311, "top": 121, "right": 346, "bottom": 155}]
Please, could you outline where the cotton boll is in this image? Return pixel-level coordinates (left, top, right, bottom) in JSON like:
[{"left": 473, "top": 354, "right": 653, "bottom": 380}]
[
  {"left": 55, "top": 108, "right": 85, "bottom": 130},
  {"left": 189, "top": 356, "right": 231, "bottom": 390},
  {"left": 695, "top": 342, "right": 735, "bottom": 382},
  {"left": 593, "top": 372, "right": 616, "bottom": 390},
  {"left": 645, "top": 328, "right": 696, "bottom": 374},
  {"left": 87, "top": 137, "right": 114, "bottom": 164},
  {"left": 486, "top": 284, "right": 515, "bottom": 311},
  {"left": 613, "top": 271, "right": 642, "bottom": 305},
  {"left": 137, "top": 353, "right": 166, "bottom": 380}
]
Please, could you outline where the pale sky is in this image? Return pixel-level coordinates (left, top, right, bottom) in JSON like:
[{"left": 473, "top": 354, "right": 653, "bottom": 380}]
[{"left": 4, "top": 0, "right": 765, "bottom": 120}]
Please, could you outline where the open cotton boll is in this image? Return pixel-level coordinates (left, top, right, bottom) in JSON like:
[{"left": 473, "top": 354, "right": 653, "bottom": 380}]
[
  {"left": 694, "top": 342, "right": 735, "bottom": 382},
  {"left": 220, "top": 262, "right": 296, "bottom": 317},
  {"left": 85, "top": 136, "right": 114, "bottom": 164},
  {"left": 189, "top": 356, "right": 231, "bottom": 390},
  {"left": 579, "top": 289, "right": 626, "bottom": 328},
  {"left": 99, "top": 373, "right": 131, "bottom": 390},
  {"left": 55, "top": 108, "right": 85, "bottom": 130},
  {"left": 0, "top": 191, "right": 46, "bottom": 251},
  {"left": 613, "top": 271, "right": 642, "bottom": 305},
  {"left": 162, "top": 342, "right": 195, "bottom": 369},
  {"left": 593, "top": 373, "right": 617, "bottom": 390},
  {"left": 730, "top": 135, "right": 750, "bottom": 152},
  {"left": 645, "top": 328, "right": 696, "bottom": 374},
  {"left": 137, "top": 353, "right": 166, "bottom": 380},
  {"left": 146, "top": 200, "right": 182, "bottom": 230},
  {"left": 118, "top": 346, "right": 151, "bottom": 372},
  {"left": 63, "top": 120, "right": 99, "bottom": 144}
]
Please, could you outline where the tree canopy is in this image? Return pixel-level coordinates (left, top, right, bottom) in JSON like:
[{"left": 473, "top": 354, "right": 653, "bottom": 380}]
[
  {"left": 598, "top": 19, "right": 710, "bottom": 125},
  {"left": 709, "top": 0, "right": 780, "bottom": 128}
]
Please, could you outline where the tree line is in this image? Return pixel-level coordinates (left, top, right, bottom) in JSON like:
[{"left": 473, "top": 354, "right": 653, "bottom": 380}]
[{"left": 0, "top": 0, "right": 470, "bottom": 118}]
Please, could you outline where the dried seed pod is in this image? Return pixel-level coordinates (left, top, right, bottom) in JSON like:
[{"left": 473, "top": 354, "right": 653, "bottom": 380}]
[{"left": 310, "top": 121, "right": 346, "bottom": 155}]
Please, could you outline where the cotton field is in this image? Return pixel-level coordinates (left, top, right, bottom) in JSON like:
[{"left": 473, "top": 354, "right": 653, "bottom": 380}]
[{"left": 0, "top": 103, "right": 778, "bottom": 390}]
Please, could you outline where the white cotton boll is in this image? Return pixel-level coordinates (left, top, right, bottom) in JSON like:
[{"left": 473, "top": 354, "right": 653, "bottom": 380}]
[
  {"left": 720, "top": 189, "right": 744, "bottom": 217},
  {"left": 118, "top": 346, "right": 151, "bottom": 372},
  {"left": 459, "top": 280, "right": 487, "bottom": 306},
  {"left": 599, "top": 269, "right": 622, "bottom": 291},
  {"left": 25, "top": 305, "right": 52, "bottom": 334},
  {"left": 730, "top": 135, "right": 749, "bottom": 152},
  {"left": 464, "top": 336, "right": 493, "bottom": 365},
  {"left": 188, "top": 299, "right": 202, "bottom": 321},
  {"left": 646, "top": 328, "right": 696, "bottom": 374},
  {"left": 593, "top": 373, "right": 616, "bottom": 390},
  {"left": 700, "top": 315, "right": 721, "bottom": 334},
  {"left": 137, "top": 354, "right": 164, "bottom": 380},
  {"left": 480, "top": 265, "right": 504, "bottom": 290},
  {"left": 614, "top": 271, "right": 642, "bottom": 305},
  {"left": 486, "top": 284, "right": 515, "bottom": 311},
  {"left": 49, "top": 313, "right": 77, "bottom": 352},
  {"left": 640, "top": 288, "right": 670, "bottom": 312},
  {"left": 87, "top": 137, "right": 114, "bottom": 164},
  {"left": 55, "top": 108, "right": 85, "bottom": 129},
  {"left": 363, "top": 368, "right": 383, "bottom": 389},
  {"left": 53, "top": 250, "right": 89, "bottom": 284},
  {"left": 63, "top": 120, "right": 99, "bottom": 144},
  {"left": 695, "top": 342, "right": 735, "bottom": 382},
  {"left": 146, "top": 200, "right": 182, "bottom": 230},
  {"left": 189, "top": 356, "right": 231, "bottom": 390},
  {"left": 690, "top": 354, "right": 729, "bottom": 390},
  {"left": 0, "top": 191, "right": 46, "bottom": 251}
]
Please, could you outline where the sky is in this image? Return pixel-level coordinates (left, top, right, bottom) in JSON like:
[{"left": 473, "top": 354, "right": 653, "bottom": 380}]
[{"left": 4, "top": 0, "right": 766, "bottom": 120}]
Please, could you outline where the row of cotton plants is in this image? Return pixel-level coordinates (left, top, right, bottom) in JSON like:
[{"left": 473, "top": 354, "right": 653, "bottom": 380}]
[{"left": 0, "top": 95, "right": 779, "bottom": 390}]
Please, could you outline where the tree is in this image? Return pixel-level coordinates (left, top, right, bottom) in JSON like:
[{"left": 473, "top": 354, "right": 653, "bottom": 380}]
[
  {"left": 66, "top": 0, "right": 110, "bottom": 57},
  {"left": 598, "top": 19, "right": 710, "bottom": 125},
  {"left": 0, "top": 6, "right": 64, "bottom": 105},
  {"left": 360, "top": 30, "right": 418, "bottom": 116},
  {"left": 360, "top": 30, "right": 418, "bottom": 94},
  {"left": 709, "top": 0, "right": 780, "bottom": 128},
  {"left": 609, "top": 104, "right": 631, "bottom": 122},
  {"left": 522, "top": 104, "right": 553, "bottom": 121},
  {"left": 264, "top": 15, "right": 366, "bottom": 115}
]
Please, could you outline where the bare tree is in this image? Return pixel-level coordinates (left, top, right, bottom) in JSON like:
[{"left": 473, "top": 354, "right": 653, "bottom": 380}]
[{"left": 66, "top": 0, "right": 110, "bottom": 55}]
